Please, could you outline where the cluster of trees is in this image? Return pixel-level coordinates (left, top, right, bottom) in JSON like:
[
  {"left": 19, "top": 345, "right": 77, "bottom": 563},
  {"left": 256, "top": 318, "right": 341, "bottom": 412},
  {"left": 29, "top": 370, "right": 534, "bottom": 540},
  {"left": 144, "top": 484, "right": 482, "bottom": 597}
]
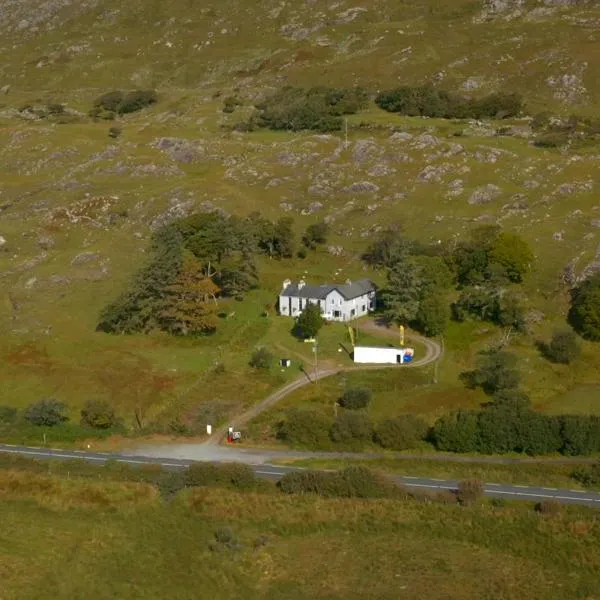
[
  {"left": 0, "top": 399, "right": 119, "bottom": 430},
  {"left": 569, "top": 275, "right": 600, "bottom": 341},
  {"left": 366, "top": 225, "right": 534, "bottom": 337},
  {"left": 375, "top": 86, "right": 522, "bottom": 119},
  {"left": 97, "top": 212, "right": 315, "bottom": 335},
  {"left": 433, "top": 348, "right": 600, "bottom": 455},
  {"left": 276, "top": 388, "right": 429, "bottom": 452},
  {"left": 245, "top": 86, "right": 369, "bottom": 132},
  {"left": 90, "top": 89, "right": 157, "bottom": 120}
]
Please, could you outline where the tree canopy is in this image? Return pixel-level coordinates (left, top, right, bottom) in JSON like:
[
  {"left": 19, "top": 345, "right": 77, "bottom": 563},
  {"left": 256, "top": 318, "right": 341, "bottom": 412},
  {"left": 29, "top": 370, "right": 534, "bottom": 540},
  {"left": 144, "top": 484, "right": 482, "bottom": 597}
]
[
  {"left": 294, "top": 302, "right": 324, "bottom": 339},
  {"left": 569, "top": 275, "right": 600, "bottom": 341}
]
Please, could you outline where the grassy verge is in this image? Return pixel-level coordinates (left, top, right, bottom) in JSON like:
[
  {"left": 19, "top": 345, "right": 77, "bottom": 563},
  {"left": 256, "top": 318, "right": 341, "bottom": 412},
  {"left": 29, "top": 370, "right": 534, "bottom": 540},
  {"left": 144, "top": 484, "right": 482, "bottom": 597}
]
[{"left": 274, "top": 457, "right": 600, "bottom": 492}]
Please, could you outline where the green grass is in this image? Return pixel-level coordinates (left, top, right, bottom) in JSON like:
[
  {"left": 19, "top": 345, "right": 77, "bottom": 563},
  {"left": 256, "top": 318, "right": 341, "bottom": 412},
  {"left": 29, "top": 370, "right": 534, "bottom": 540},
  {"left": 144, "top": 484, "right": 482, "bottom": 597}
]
[
  {"left": 278, "top": 457, "right": 600, "bottom": 492},
  {"left": 1, "top": 467, "right": 600, "bottom": 600}
]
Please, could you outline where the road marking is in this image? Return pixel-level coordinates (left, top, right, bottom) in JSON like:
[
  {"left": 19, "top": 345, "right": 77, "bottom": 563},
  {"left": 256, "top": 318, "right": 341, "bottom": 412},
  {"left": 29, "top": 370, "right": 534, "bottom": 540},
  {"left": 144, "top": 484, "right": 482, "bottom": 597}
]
[
  {"left": 255, "top": 470, "right": 286, "bottom": 476},
  {"left": 542, "top": 487, "right": 558, "bottom": 491},
  {"left": 491, "top": 489, "right": 600, "bottom": 503},
  {"left": 0, "top": 448, "right": 105, "bottom": 461},
  {"left": 116, "top": 459, "right": 152, "bottom": 465},
  {"left": 161, "top": 462, "right": 186, "bottom": 467},
  {"left": 403, "top": 483, "right": 455, "bottom": 491},
  {"left": 403, "top": 476, "right": 419, "bottom": 479},
  {"left": 486, "top": 483, "right": 500, "bottom": 486},
  {"left": 514, "top": 485, "right": 529, "bottom": 488},
  {"left": 431, "top": 478, "right": 445, "bottom": 482}
]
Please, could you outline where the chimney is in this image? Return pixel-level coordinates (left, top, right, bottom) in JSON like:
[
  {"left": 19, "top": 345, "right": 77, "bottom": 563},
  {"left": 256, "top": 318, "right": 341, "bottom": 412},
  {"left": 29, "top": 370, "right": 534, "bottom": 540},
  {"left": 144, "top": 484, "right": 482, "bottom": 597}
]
[
  {"left": 345, "top": 278, "right": 351, "bottom": 285},
  {"left": 298, "top": 279, "right": 306, "bottom": 290},
  {"left": 282, "top": 279, "right": 291, "bottom": 291}
]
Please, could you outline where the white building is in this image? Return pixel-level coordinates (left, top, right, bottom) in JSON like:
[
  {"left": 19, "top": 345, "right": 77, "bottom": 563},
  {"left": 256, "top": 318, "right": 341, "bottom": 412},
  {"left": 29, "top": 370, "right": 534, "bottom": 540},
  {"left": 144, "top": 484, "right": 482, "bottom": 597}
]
[
  {"left": 279, "top": 278, "right": 376, "bottom": 322},
  {"left": 353, "top": 346, "right": 415, "bottom": 364}
]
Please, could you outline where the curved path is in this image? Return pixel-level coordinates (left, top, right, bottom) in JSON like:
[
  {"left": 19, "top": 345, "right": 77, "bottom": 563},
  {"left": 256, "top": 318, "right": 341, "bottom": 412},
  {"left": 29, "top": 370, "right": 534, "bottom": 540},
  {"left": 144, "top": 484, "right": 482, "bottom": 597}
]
[{"left": 203, "top": 320, "right": 442, "bottom": 446}]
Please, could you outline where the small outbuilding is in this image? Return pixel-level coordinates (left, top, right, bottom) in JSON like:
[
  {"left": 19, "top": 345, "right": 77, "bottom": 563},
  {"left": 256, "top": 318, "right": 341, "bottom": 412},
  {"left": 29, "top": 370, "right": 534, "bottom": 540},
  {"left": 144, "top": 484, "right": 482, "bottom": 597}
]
[{"left": 353, "top": 346, "right": 414, "bottom": 365}]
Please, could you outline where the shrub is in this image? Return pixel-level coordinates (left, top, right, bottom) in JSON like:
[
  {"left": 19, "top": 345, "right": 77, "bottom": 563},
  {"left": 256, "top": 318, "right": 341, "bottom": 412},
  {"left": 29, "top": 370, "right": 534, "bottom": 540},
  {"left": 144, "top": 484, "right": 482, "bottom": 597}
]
[
  {"left": 571, "top": 463, "right": 600, "bottom": 487},
  {"left": 249, "top": 347, "right": 273, "bottom": 370},
  {"left": 456, "top": 479, "right": 484, "bottom": 505},
  {"left": 47, "top": 103, "right": 64, "bottom": 115},
  {"left": 329, "top": 412, "right": 373, "bottom": 447},
  {"left": 568, "top": 275, "right": 600, "bottom": 341},
  {"left": 431, "top": 410, "right": 480, "bottom": 453},
  {"left": 0, "top": 406, "right": 17, "bottom": 424},
  {"left": 542, "top": 329, "right": 581, "bottom": 364},
  {"left": 117, "top": 90, "right": 157, "bottom": 114},
  {"left": 212, "top": 527, "right": 240, "bottom": 550},
  {"left": 80, "top": 400, "right": 118, "bottom": 429},
  {"left": 185, "top": 462, "right": 257, "bottom": 489},
  {"left": 278, "top": 466, "right": 397, "bottom": 499},
  {"left": 374, "top": 415, "right": 429, "bottom": 450},
  {"left": 24, "top": 399, "right": 69, "bottom": 427},
  {"left": 94, "top": 90, "right": 124, "bottom": 112},
  {"left": 339, "top": 387, "right": 372, "bottom": 410},
  {"left": 534, "top": 499, "right": 562, "bottom": 516},
  {"left": 294, "top": 302, "right": 324, "bottom": 339},
  {"left": 108, "top": 126, "right": 122, "bottom": 139},
  {"left": 276, "top": 409, "right": 333, "bottom": 448}
]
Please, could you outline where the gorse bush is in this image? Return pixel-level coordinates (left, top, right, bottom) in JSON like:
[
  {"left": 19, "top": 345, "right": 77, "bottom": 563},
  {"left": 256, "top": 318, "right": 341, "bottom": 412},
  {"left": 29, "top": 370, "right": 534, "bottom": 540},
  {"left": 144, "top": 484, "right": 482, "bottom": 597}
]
[
  {"left": 375, "top": 86, "right": 521, "bottom": 119},
  {"left": 542, "top": 330, "right": 581, "bottom": 364},
  {"left": 185, "top": 462, "right": 257, "bottom": 490},
  {"left": 374, "top": 415, "right": 429, "bottom": 450},
  {"left": 250, "top": 86, "right": 368, "bottom": 132},
  {"left": 249, "top": 347, "right": 273, "bottom": 370},
  {"left": 80, "top": 400, "right": 118, "bottom": 429},
  {"left": 277, "top": 409, "right": 333, "bottom": 448},
  {"left": 93, "top": 89, "right": 157, "bottom": 115},
  {"left": 329, "top": 412, "right": 373, "bottom": 448}
]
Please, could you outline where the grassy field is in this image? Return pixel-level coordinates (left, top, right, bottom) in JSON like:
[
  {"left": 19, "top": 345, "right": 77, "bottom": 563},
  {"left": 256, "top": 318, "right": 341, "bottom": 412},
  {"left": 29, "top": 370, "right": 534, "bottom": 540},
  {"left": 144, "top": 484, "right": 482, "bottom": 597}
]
[
  {"left": 1, "top": 0, "right": 600, "bottom": 444},
  {"left": 1, "top": 466, "right": 600, "bottom": 599}
]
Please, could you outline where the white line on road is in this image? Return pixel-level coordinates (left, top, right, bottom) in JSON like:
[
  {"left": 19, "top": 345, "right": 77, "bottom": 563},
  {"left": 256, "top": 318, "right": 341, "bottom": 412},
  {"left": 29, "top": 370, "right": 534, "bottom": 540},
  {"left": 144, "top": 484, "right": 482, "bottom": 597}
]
[
  {"left": 0, "top": 448, "right": 105, "bottom": 461},
  {"left": 255, "top": 470, "right": 286, "bottom": 476},
  {"left": 542, "top": 487, "right": 558, "bottom": 491},
  {"left": 486, "top": 483, "right": 500, "bottom": 486},
  {"left": 491, "top": 489, "right": 600, "bottom": 502}
]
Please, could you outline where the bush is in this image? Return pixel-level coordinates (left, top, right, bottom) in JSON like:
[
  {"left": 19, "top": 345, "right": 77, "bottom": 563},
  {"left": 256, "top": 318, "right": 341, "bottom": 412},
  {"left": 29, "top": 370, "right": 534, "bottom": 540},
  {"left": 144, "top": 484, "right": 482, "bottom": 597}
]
[
  {"left": 108, "top": 126, "right": 122, "bottom": 139},
  {"left": 278, "top": 466, "right": 397, "bottom": 499},
  {"left": 117, "top": 90, "right": 157, "bottom": 114},
  {"left": 80, "top": 400, "right": 118, "bottom": 429},
  {"left": 569, "top": 275, "right": 600, "bottom": 341},
  {"left": 542, "top": 329, "right": 581, "bottom": 364},
  {"left": 249, "top": 347, "right": 273, "bottom": 370},
  {"left": 185, "top": 462, "right": 257, "bottom": 490},
  {"left": 211, "top": 527, "right": 240, "bottom": 551},
  {"left": 456, "top": 479, "right": 484, "bottom": 505},
  {"left": 276, "top": 409, "right": 333, "bottom": 448},
  {"left": 47, "top": 103, "right": 64, "bottom": 115},
  {"left": 24, "top": 399, "right": 69, "bottom": 427},
  {"left": 329, "top": 412, "right": 373, "bottom": 447},
  {"left": 94, "top": 90, "right": 124, "bottom": 112},
  {"left": 0, "top": 406, "right": 17, "bottom": 424},
  {"left": 339, "top": 387, "right": 372, "bottom": 410},
  {"left": 374, "top": 415, "right": 429, "bottom": 450},
  {"left": 571, "top": 463, "right": 600, "bottom": 487}
]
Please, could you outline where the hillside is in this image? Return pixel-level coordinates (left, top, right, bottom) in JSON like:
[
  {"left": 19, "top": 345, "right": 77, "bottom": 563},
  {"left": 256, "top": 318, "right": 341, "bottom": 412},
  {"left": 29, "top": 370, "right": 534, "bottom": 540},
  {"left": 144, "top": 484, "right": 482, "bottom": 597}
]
[{"left": 1, "top": 0, "right": 600, "bottom": 439}]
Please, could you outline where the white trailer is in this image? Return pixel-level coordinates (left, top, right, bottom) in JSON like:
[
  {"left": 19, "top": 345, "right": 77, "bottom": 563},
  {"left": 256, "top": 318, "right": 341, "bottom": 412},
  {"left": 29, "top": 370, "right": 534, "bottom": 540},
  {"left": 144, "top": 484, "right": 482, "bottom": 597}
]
[{"left": 353, "top": 346, "right": 414, "bottom": 365}]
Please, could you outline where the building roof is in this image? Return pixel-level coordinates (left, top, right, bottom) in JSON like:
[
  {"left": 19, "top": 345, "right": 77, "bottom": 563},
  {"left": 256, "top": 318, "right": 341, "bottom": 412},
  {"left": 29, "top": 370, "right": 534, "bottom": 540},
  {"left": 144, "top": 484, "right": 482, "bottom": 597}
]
[{"left": 281, "top": 278, "right": 376, "bottom": 301}]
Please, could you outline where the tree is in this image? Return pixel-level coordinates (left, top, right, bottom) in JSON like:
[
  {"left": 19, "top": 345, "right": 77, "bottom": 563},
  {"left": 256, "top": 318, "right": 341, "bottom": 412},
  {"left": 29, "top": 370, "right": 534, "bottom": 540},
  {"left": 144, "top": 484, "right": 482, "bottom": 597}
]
[
  {"left": 273, "top": 217, "right": 295, "bottom": 258},
  {"left": 381, "top": 259, "right": 423, "bottom": 324},
  {"left": 219, "top": 255, "right": 259, "bottom": 299},
  {"left": 80, "top": 400, "right": 118, "bottom": 429},
  {"left": 249, "top": 347, "right": 273, "bottom": 370},
  {"left": 302, "top": 222, "right": 329, "bottom": 249},
  {"left": 339, "top": 387, "right": 372, "bottom": 410},
  {"left": 294, "top": 302, "right": 324, "bottom": 339},
  {"left": 568, "top": 275, "right": 600, "bottom": 341},
  {"left": 374, "top": 415, "right": 429, "bottom": 450},
  {"left": 159, "top": 252, "right": 220, "bottom": 335},
  {"left": 464, "top": 349, "right": 521, "bottom": 396},
  {"left": 24, "top": 399, "right": 69, "bottom": 427},
  {"left": 543, "top": 329, "right": 581, "bottom": 364},
  {"left": 415, "top": 294, "right": 450, "bottom": 336},
  {"left": 488, "top": 232, "right": 534, "bottom": 283},
  {"left": 431, "top": 410, "right": 480, "bottom": 453},
  {"left": 362, "top": 229, "right": 413, "bottom": 269}
]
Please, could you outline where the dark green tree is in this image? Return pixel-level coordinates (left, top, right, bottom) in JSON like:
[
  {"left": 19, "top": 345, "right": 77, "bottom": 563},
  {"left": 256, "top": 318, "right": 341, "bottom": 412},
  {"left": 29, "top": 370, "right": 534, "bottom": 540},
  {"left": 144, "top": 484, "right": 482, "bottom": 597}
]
[
  {"left": 273, "top": 217, "right": 295, "bottom": 258},
  {"left": 277, "top": 408, "right": 333, "bottom": 448},
  {"left": 294, "top": 302, "right": 324, "bottom": 339},
  {"left": 431, "top": 410, "right": 480, "bottom": 453},
  {"left": 329, "top": 412, "right": 373, "bottom": 447},
  {"left": 249, "top": 347, "right": 273, "bottom": 371},
  {"left": 362, "top": 229, "right": 413, "bottom": 269},
  {"left": 568, "top": 275, "right": 600, "bottom": 341},
  {"left": 381, "top": 259, "right": 423, "bottom": 324},
  {"left": 219, "top": 255, "right": 259, "bottom": 299}
]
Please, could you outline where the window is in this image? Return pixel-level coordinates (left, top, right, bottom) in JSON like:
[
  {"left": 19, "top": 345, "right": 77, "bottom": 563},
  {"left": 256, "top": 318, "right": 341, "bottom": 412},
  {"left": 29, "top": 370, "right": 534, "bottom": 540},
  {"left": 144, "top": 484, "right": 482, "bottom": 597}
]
[
  {"left": 333, "top": 310, "right": 341, "bottom": 318},
  {"left": 351, "top": 309, "right": 356, "bottom": 317},
  {"left": 362, "top": 305, "right": 366, "bottom": 312}
]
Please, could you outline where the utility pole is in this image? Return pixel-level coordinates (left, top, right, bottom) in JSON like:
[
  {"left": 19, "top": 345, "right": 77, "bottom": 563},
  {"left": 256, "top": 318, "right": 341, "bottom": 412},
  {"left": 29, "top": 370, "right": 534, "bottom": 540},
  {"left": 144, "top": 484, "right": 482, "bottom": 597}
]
[
  {"left": 345, "top": 118, "right": 349, "bottom": 149},
  {"left": 313, "top": 337, "right": 319, "bottom": 385}
]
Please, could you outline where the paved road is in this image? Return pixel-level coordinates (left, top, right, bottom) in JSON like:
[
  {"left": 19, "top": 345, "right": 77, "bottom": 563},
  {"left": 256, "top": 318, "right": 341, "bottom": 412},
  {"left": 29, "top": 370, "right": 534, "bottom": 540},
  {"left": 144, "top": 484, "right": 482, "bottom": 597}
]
[
  {"left": 205, "top": 321, "right": 443, "bottom": 445},
  {"left": 2, "top": 443, "right": 600, "bottom": 507}
]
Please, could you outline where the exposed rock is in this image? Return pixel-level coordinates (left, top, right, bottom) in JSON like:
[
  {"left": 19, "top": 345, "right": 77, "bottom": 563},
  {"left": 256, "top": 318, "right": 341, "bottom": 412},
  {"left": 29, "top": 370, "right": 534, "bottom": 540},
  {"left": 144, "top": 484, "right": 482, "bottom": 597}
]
[
  {"left": 71, "top": 251, "right": 100, "bottom": 266},
  {"left": 0, "top": 84, "right": 10, "bottom": 95},
  {"left": 446, "top": 179, "right": 464, "bottom": 197},
  {"left": 468, "top": 184, "right": 503, "bottom": 205},
  {"left": 553, "top": 231, "right": 564, "bottom": 241},
  {"left": 37, "top": 235, "right": 54, "bottom": 249},
  {"left": 279, "top": 202, "right": 294, "bottom": 212},
  {"left": 461, "top": 77, "right": 482, "bottom": 91},
  {"left": 328, "top": 245, "right": 344, "bottom": 256},
  {"left": 352, "top": 139, "right": 381, "bottom": 164},
  {"left": 547, "top": 70, "right": 588, "bottom": 104},
  {"left": 578, "top": 244, "right": 600, "bottom": 281},
  {"left": 411, "top": 134, "right": 439, "bottom": 149},
  {"left": 152, "top": 137, "right": 203, "bottom": 164},
  {"left": 367, "top": 163, "right": 396, "bottom": 177},
  {"left": 591, "top": 220, "right": 600, "bottom": 228},
  {"left": 344, "top": 181, "right": 379, "bottom": 193},
  {"left": 524, "top": 310, "right": 545, "bottom": 325},
  {"left": 0, "top": 235, "right": 6, "bottom": 248},
  {"left": 389, "top": 131, "right": 413, "bottom": 143},
  {"left": 418, "top": 164, "right": 450, "bottom": 183}
]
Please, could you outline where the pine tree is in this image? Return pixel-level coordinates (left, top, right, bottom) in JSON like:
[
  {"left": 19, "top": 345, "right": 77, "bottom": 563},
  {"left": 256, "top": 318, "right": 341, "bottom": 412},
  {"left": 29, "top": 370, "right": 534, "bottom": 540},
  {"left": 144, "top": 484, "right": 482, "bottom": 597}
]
[
  {"left": 381, "top": 259, "right": 423, "bottom": 324},
  {"left": 159, "top": 252, "right": 220, "bottom": 335}
]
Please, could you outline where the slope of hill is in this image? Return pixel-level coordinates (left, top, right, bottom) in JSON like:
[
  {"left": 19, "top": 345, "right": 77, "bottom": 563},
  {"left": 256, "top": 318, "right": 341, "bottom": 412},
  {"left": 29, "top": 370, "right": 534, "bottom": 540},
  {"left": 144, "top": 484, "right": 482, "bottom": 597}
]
[{"left": 1, "top": 0, "right": 600, "bottom": 436}]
